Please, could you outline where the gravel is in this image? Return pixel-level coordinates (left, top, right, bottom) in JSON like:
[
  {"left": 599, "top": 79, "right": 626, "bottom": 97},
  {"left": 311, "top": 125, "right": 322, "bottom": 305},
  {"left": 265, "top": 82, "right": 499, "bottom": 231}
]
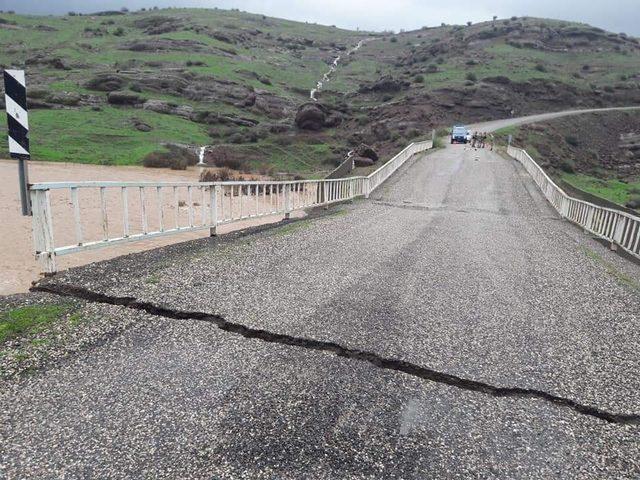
[{"left": 3, "top": 141, "right": 640, "bottom": 477}]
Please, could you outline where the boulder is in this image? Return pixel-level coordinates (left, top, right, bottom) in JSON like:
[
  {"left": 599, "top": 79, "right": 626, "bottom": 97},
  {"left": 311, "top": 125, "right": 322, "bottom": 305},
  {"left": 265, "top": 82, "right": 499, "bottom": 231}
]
[
  {"left": 107, "top": 91, "right": 142, "bottom": 105},
  {"left": 355, "top": 144, "right": 379, "bottom": 162},
  {"left": 132, "top": 119, "right": 153, "bottom": 132},
  {"left": 353, "top": 157, "right": 375, "bottom": 167},
  {"left": 295, "top": 102, "right": 328, "bottom": 131}
]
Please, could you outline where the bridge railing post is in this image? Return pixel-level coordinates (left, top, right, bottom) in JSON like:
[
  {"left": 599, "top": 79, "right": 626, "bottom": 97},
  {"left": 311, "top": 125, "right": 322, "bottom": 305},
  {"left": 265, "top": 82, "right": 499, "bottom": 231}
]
[{"left": 31, "top": 188, "right": 57, "bottom": 274}]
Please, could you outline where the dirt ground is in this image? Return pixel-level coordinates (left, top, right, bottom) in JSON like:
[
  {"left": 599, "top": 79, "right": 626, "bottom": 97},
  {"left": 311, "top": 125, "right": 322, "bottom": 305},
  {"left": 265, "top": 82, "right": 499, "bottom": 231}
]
[{"left": 0, "top": 159, "right": 303, "bottom": 296}]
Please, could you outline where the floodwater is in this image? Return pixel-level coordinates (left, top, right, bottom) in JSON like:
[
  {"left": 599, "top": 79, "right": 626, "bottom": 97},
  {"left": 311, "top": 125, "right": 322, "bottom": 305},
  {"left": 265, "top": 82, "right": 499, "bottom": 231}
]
[{"left": 0, "top": 159, "right": 302, "bottom": 296}]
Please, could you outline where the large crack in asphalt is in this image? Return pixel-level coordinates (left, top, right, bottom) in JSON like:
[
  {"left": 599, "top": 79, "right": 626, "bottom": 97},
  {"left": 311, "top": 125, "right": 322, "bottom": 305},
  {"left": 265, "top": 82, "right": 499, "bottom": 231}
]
[{"left": 32, "top": 282, "right": 640, "bottom": 426}]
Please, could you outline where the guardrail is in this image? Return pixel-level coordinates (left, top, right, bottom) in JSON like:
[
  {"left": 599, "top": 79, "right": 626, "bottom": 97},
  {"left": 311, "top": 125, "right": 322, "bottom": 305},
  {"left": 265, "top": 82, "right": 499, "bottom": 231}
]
[
  {"left": 29, "top": 139, "right": 433, "bottom": 273},
  {"left": 507, "top": 145, "right": 640, "bottom": 259}
]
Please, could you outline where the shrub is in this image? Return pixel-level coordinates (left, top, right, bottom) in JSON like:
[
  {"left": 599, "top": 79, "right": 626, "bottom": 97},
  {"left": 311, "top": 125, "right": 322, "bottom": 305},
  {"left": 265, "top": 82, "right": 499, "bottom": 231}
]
[
  {"left": 212, "top": 155, "right": 244, "bottom": 170},
  {"left": 604, "top": 85, "right": 615, "bottom": 93},
  {"left": 534, "top": 63, "right": 547, "bottom": 72},
  {"left": 113, "top": 27, "right": 125, "bottom": 36},
  {"left": 414, "top": 74, "right": 424, "bottom": 83},
  {"left": 142, "top": 145, "right": 197, "bottom": 170},
  {"left": 565, "top": 135, "right": 579, "bottom": 147},
  {"left": 582, "top": 64, "right": 591, "bottom": 71},
  {"left": 390, "top": 37, "right": 398, "bottom": 43},
  {"left": 426, "top": 64, "right": 438, "bottom": 73},
  {"left": 200, "top": 167, "right": 232, "bottom": 182},
  {"left": 465, "top": 72, "right": 477, "bottom": 82},
  {"left": 559, "top": 158, "right": 576, "bottom": 173}
]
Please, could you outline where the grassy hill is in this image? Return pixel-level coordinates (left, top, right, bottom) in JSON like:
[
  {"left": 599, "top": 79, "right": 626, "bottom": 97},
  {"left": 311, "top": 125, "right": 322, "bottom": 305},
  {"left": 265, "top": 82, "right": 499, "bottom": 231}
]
[{"left": 1, "top": 9, "right": 639, "bottom": 175}]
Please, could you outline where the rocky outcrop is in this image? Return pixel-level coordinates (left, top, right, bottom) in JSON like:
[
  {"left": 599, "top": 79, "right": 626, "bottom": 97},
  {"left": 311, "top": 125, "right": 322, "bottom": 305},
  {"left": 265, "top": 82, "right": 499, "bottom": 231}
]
[
  {"left": 107, "top": 91, "right": 142, "bottom": 106},
  {"left": 86, "top": 74, "right": 126, "bottom": 92},
  {"left": 143, "top": 100, "right": 193, "bottom": 118},
  {"left": 119, "top": 38, "right": 206, "bottom": 52},
  {"left": 191, "top": 111, "right": 259, "bottom": 127}
]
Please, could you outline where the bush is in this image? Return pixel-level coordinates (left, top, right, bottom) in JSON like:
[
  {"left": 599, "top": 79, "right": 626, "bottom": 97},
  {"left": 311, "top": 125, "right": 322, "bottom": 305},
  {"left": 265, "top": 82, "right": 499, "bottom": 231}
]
[
  {"left": 142, "top": 145, "right": 197, "bottom": 170},
  {"left": 200, "top": 167, "right": 232, "bottom": 182},
  {"left": 413, "top": 74, "right": 424, "bottom": 83},
  {"left": 113, "top": 27, "right": 125, "bottom": 36},
  {"left": 465, "top": 72, "right": 477, "bottom": 82},
  {"left": 214, "top": 156, "right": 244, "bottom": 170},
  {"left": 390, "top": 37, "right": 398, "bottom": 43},
  {"left": 565, "top": 135, "right": 579, "bottom": 147},
  {"left": 559, "top": 158, "right": 576, "bottom": 173},
  {"left": 534, "top": 63, "right": 547, "bottom": 72}
]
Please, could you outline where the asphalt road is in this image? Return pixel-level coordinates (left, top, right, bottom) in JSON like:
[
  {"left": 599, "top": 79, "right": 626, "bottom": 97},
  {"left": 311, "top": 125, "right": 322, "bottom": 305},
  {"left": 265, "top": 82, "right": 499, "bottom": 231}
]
[{"left": 2, "top": 113, "right": 640, "bottom": 478}]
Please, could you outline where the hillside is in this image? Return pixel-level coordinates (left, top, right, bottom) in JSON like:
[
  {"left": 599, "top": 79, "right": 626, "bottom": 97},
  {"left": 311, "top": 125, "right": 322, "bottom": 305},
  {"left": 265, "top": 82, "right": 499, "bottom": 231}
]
[{"left": 1, "top": 9, "right": 639, "bottom": 175}]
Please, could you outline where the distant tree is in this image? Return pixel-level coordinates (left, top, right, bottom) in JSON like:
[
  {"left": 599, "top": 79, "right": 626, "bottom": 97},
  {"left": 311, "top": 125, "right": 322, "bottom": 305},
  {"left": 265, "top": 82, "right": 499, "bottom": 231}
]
[
  {"left": 441, "top": 22, "right": 446, "bottom": 27},
  {"left": 493, "top": 15, "right": 498, "bottom": 21},
  {"left": 467, "top": 21, "right": 472, "bottom": 26},
  {"left": 120, "top": 7, "right": 129, "bottom": 13},
  {"left": 68, "top": 11, "right": 77, "bottom": 16}
]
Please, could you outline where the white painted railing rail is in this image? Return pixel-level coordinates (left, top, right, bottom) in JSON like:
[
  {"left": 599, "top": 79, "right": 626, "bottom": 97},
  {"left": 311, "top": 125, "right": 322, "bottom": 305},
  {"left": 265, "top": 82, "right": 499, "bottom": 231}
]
[
  {"left": 29, "top": 140, "right": 433, "bottom": 273},
  {"left": 507, "top": 145, "right": 640, "bottom": 259}
]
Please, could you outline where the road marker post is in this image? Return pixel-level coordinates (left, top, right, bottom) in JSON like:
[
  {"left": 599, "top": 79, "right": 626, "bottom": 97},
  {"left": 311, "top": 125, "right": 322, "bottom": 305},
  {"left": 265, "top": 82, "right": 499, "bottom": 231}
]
[{"left": 4, "top": 69, "right": 31, "bottom": 216}]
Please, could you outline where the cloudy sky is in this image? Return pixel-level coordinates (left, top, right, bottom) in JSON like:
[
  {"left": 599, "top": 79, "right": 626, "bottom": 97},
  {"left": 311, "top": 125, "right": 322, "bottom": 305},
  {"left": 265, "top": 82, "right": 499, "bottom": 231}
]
[{"left": 2, "top": 0, "right": 639, "bottom": 36}]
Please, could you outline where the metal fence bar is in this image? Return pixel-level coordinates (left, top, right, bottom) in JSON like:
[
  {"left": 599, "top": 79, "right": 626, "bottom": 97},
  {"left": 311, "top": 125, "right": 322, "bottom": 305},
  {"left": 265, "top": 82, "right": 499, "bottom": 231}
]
[
  {"left": 507, "top": 145, "right": 640, "bottom": 259},
  {"left": 28, "top": 139, "right": 435, "bottom": 272}
]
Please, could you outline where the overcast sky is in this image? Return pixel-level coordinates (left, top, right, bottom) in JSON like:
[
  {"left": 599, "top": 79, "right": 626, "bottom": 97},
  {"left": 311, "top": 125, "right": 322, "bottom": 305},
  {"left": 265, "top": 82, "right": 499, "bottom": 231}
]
[{"left": 2, "top": 0, "right": 639, "bottom": 36}]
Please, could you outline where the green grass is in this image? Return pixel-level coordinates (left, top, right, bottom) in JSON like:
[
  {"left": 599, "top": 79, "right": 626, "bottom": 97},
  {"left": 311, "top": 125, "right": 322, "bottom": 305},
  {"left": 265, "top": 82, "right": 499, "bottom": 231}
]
[
  {"left": 0, "top": 106, "right": 211, "bottom": 165},
  {"left": 581, "top": 246, "right": 640, "bottom": 291},
  {"left": 561, "top": 173, "right": 640, "bottom": 206},
  {"left": 0, "top": 304, "right": 73, "bottom": 344}
]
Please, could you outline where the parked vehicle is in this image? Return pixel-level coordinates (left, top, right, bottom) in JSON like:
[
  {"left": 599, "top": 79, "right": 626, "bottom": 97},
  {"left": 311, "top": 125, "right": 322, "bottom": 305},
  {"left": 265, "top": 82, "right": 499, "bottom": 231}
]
[{"left": 451, "top": 125, "right": 469, "bottom": 144}]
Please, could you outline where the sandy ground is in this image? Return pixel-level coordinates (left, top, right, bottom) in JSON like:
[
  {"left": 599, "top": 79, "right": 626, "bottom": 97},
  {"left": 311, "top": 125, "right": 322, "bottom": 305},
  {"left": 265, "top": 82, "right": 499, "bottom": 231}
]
[{"left": 0, "top": 160, "right": 303, "bottom": 296}]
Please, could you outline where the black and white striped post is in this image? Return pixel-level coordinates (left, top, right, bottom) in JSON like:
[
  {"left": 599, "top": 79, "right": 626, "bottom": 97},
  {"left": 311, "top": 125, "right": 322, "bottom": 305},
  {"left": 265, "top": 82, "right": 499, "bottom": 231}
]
[{"left": 4, "top": 69, "right": 31, "bottom": 216}]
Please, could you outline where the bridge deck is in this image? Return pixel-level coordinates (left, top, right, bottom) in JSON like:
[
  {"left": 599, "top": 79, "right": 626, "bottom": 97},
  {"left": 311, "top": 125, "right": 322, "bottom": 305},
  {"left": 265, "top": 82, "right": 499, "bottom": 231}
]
[{"left": 2, "top": 143, "right": 639, "bottom": 478}]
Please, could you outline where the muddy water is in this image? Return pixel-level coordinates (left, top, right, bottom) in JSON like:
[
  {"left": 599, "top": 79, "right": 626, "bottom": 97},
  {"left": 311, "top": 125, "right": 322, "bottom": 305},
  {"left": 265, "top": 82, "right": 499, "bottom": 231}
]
[{"left": 0, "top": 160, "right": 303, "bottom": 296}]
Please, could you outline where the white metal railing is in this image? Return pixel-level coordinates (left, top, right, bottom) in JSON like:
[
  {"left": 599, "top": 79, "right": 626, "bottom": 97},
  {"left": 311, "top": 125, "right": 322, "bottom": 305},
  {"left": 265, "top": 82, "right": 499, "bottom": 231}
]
[
  {"left": 367, "top": 140, "right": 433, "bottom": 194},
  {"left": 29, "top": 140, "right": 433, "bottom": 273},
  {"left": 507, "top": 145, "right": 640, "bottom": 259}
]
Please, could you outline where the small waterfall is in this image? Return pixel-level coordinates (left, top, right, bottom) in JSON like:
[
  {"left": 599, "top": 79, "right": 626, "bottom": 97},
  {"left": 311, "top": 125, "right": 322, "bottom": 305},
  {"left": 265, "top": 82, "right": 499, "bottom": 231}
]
[
  {"left": 197, "top": 146, "right": 206, "bottom": 165},
  {"left": 310, "top": 39, "right": 368, "bottom": 102}
]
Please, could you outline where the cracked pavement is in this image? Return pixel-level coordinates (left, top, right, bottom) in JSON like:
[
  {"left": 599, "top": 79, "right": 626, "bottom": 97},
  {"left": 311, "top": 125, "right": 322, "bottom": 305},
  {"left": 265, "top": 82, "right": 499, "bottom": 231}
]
[{"left": 2, "top": 140, "right": 640, "bottom": 478}]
